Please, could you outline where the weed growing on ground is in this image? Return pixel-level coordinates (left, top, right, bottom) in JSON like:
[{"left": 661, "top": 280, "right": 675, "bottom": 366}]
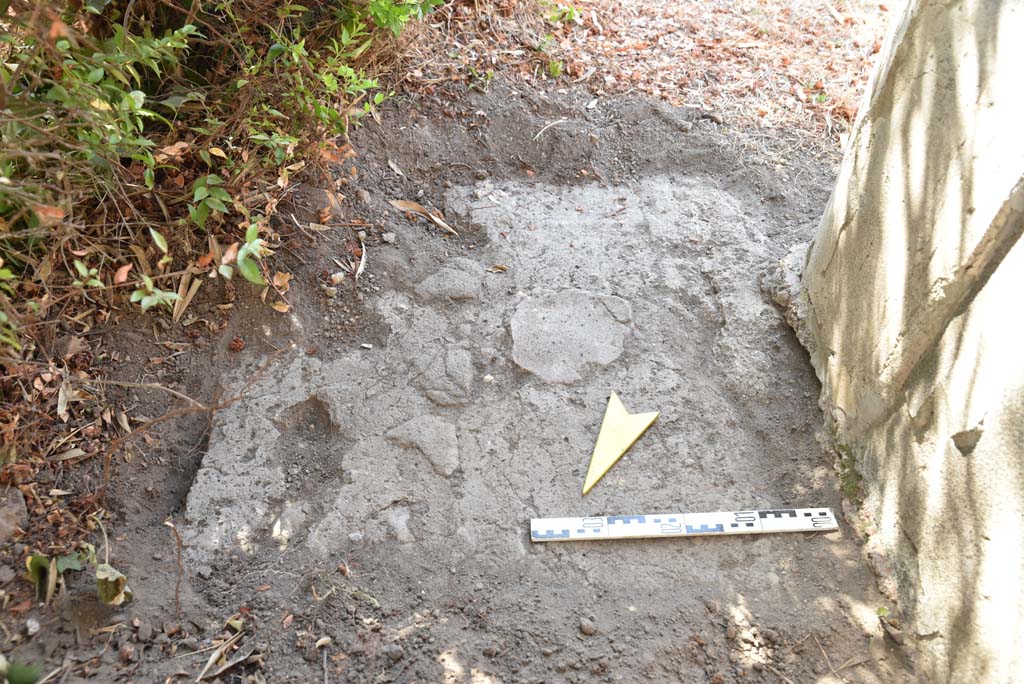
[
  {"left": 0, "top": 0, "right": 438, "bottom": 353},
  {"left": 0, "top": 0, "right": 439, "bottom": 585}
]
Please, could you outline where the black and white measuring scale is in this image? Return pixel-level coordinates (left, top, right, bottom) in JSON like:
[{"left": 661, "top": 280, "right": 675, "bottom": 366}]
[{"left": 530, "top": 507, "right": 838, "bottom": 542}]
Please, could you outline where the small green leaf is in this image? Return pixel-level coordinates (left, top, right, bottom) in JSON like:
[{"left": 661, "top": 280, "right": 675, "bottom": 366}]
[
  {"left": 144, "top": 166, "right": 155, "bottom": 189},
  {"left": 267, "top": 43, "right": 286, "bottom": 61},
  {"left": 142, "top": 273, "right": 154, "bottom": 290},
  {"left": 245, "top": 223, "right": 260, "bottom": 244},
  {"left": 188, "top": 202, "right": 210, "bottom": 229},
  {"left": 217, "top": 264, "right": 234, "bottom": 280},
  {"left": 205, "top": 197, "right": 228, "bottom": 214},
  {"left": 194, "top": 186, "right": 210, "bottom": 202},
  {"left": 6, "top": 660, "right": 42, "bottom": 684},
  {"left": 56, "top": 552, "right": 85, "bottom": 575},
  {"left": 236, "top": 256, "right": 265, "bottom": 285},
  {"left": 209, "top": 187, "right": 231, "bottom": 202},
  {"left": 74, "top": 260, "right": 90, "bottom": 278},
  {"left": 877, "top": 606, "right": 890, "bottom": 617},
  {"left": 130, "top": 289, "right": 145, "bottom": 303},
  {"left": 205, "top": 175, "right": 224, "bottom": 186},
  {"left": 149, "top": 228, "right": 168, "bottom": 253},
  {"left": 95, "top": 563, "right": 133, "bottom": 605}
]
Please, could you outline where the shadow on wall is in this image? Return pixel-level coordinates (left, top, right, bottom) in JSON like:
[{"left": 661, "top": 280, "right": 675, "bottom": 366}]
[{"left": 802, "top": 0, "right": 1024, "bottom": 681}]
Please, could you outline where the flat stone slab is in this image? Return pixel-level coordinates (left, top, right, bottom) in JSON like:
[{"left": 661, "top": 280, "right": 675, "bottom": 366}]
[{"left": 510, "top": 290, "right": 632, "bottom": 383}]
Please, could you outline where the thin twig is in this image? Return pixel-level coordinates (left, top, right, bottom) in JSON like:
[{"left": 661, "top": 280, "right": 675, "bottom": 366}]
[
  {"left": 763, "top": 663, "right": 796, "bottom": 684},
  {"left": 532, "top": 117, "right": 568, "bottom": 141},
  {"left": 814, "top": 634, "right": 845, "bottom": 682},
  {"left": 85, "top": 379, "right": 204, "bottom": 407}
]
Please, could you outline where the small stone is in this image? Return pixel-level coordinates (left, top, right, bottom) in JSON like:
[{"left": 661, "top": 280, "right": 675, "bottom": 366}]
[
  {"left": 322, "top": 286, "right": 337, "bottom": 298},
  {"left": 196, "top": 565, "right": 213, "bottom": 580},
  {"left": 483, "top": 374, "right": 495, "bottom": 383},
  {"left": 330, "top": 272, "right": 346, "bottom": 285},
  {"left": 137, "top": 623, "right": 154, "bottom": 642},
  {"left": 119, "top": 643, "right": 136, "bottom": 663},
  {"left": 385, "top": 506, "right": 415, "bottom": 543},
  {"left": 542, "top": 647, "right": 557, "bottom": 656},
  {"left": 475, "top": 169, "right": 489, "bottom": 180},
  {"left": 0, "top": 487, "right": 29, "bottom": 544},
  {"left": 726, "top": 626, "right": 737, "bottom": 640},
  {"left": 685, "top": 458, "right": 697, "bottom": 466},
  {"left": 25, "top": 617, "right": 40, "bottom": 637},
  {"left": 579, "top": 618, "right": 597, "bottom": 636},
  {"left": 348, "top": 531, "right": 364, "bottom": 542},
  {"left": 356, "top": 230, "right": 367, "bottom": 242},
  {"left": 382, "top": 232, "right": 396, "bottom": 244},
  {"left": 482, "top": 641, "right": 499, "bottom": 657},
  {"left": 384, "top": 643, "right": 405, "bottom": 662},
  {"left": 0, "top": 565, "right": 16, "bottom": 585},
  {"left": 163, "top": 622, "right": 181, "bottom": 637},
  {"left": 356, "top": 189, "right": 371, "bottom": 204}
]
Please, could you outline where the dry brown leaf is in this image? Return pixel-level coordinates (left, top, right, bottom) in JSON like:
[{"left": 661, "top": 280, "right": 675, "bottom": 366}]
[
  {"left": 272, "top": 272, "right": 292, "bottom": 292},
  {"left": 114, "top": 263, "right": 133, "bottom": 284},
  {"left": 221, "top": 242, "right": 240, "bottom": 265},
  {"left": 32, "top": 205, "right": 65, "bottom": 227},
  {"left": 388, "top": 199, "right": 459, "bottom": 236},
  {"left": 197, "top": 251, "right": 215, "bottom": 268},
  {"left": 172, "top": 274, "right": 202, "bottom": 324},
  {"left": 209, "top": 147, "right": 228, "bottom": 158},
  {"left": 156, "top": 141, "right": 189, "bottom": 162},
  {"left": 270, "top": 301, "right": 291, "bottom": 313}
]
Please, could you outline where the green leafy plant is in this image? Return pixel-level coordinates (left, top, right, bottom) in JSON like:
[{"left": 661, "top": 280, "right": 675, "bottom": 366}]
[
  {"left": 543, "top": 1, "right": 579, "bottom": 24},
  {"left": 468, "top": 66, "right": 495, "bottom": 92},
  {"left": 25, "top": 545, "right": 96, "bottom": 604},
  {"left": 130, "top": 274, "right": 181, "bottom": 312},
  {"left": 368, "top": 0, "right": 445, "bottom": 35},
  {"left": 235, "top": 223, "right": 270, "bottom": 285},
  {"left": 547, "top": 60, "right": 564, "bottom": 78},
  {"left": 72, "top": 261, "right": 104, "bottom": 289},
  {"left": 188, "top": 175, "right": 233, "bottom": 229},
  {"left": 0, "top": 0, "right": 441, "bottom": 352}
]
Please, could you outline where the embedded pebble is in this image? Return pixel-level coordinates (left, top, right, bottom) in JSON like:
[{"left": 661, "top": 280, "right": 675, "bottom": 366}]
[
  {"left": 384, "top": 643, "right": 405, "bottom": 662},
  {"left": 579, "top": 618, "right": 597, "bottom": 636}
]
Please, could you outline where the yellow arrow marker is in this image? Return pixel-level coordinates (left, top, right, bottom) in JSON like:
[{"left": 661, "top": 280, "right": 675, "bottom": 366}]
[{"left": 582, "top": 392, "right": 660, "bottom": 495}]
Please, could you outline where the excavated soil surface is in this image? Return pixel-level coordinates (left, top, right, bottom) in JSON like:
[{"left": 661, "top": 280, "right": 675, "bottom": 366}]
[{"left": 10, "top": 82, "right": 918, "bottom": 683}]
